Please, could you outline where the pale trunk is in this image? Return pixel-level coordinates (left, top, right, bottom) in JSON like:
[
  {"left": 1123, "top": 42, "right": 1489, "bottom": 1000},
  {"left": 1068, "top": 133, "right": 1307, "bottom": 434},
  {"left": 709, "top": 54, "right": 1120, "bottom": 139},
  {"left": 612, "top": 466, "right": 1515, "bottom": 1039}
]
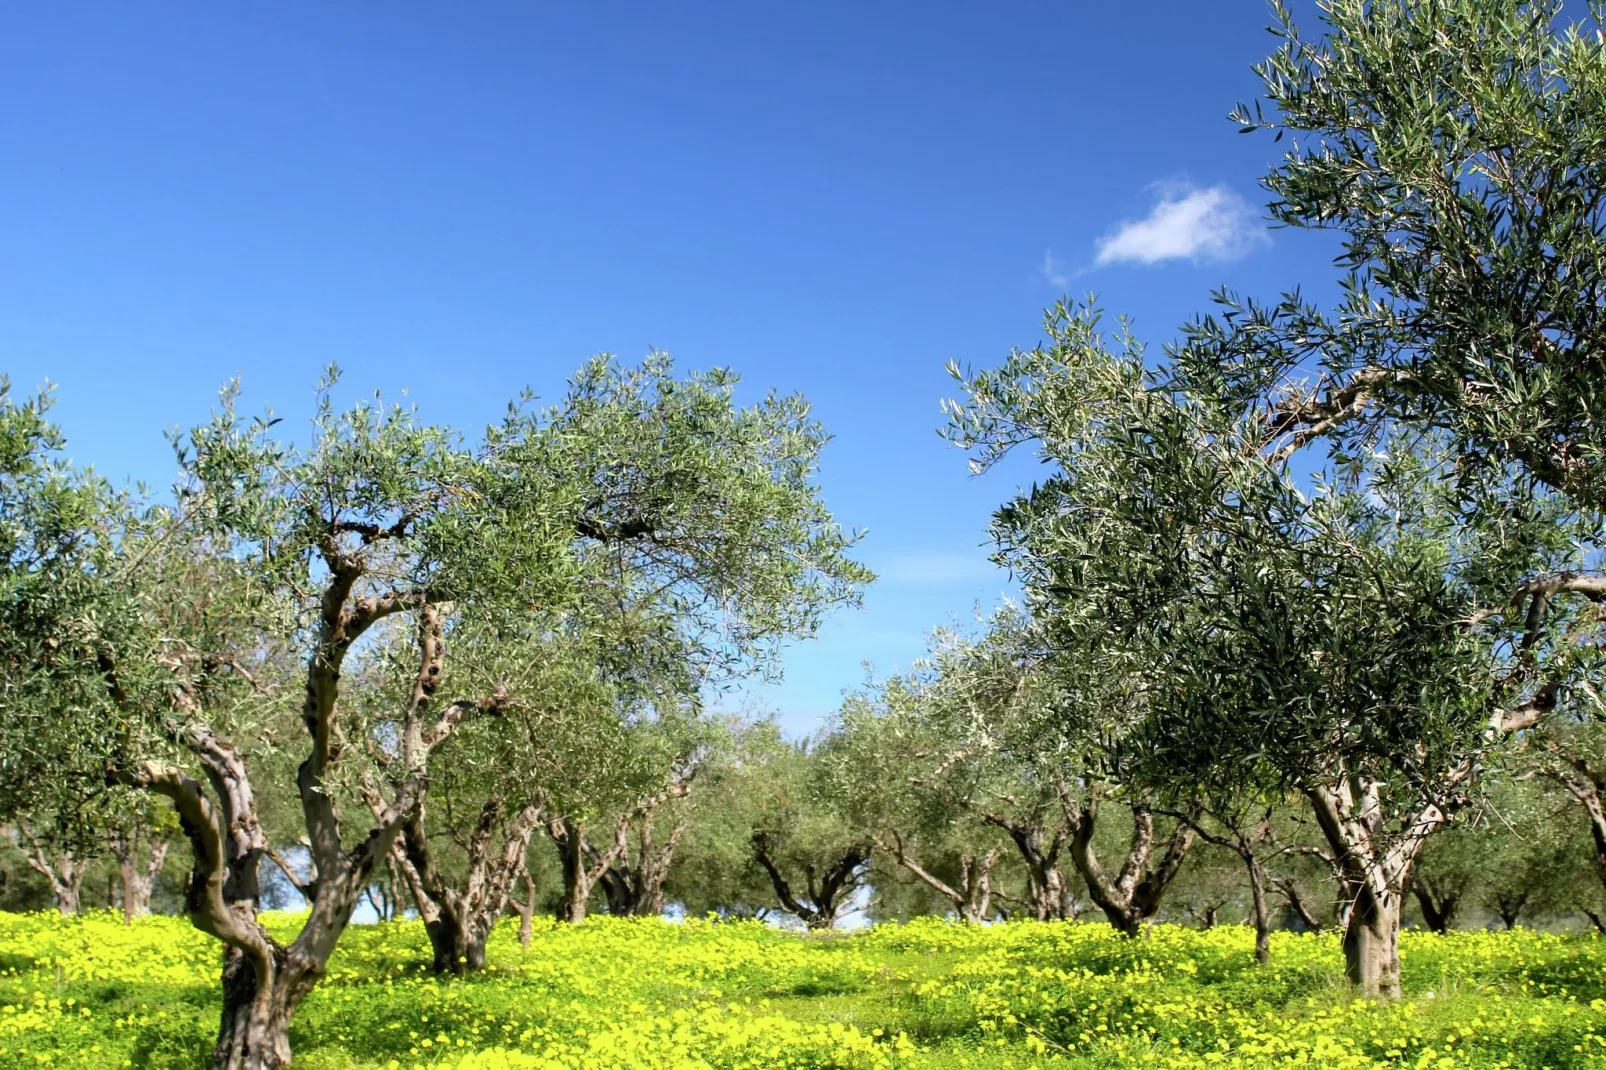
[
  {"left": 1343, "top": 884, "right": 1402, "bottom": 1000},
  {"left": 1305, "top": 780, "right": 1435, "bottom": 1000}
]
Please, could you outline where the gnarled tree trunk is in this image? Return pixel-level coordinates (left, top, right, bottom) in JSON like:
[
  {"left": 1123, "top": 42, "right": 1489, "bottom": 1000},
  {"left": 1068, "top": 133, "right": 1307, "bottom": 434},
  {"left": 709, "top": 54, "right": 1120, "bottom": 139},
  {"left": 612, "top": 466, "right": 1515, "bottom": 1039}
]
[
  {"left": 596, "top": 780, "right": 694, "bottom": 917},
  {"left": 392, "top": 796, "right": 545, "bottom": 973},
  {"left": 110, "top": 576, "right": 504, "bottom": 1068},
  {"left": 881, "top": 832, "right": 998, "bottom": 923},
  {"left": 1305, "top": 779, "right": 1441, "bottom": 1000},
  {"left": 1063, "top": 795, "right": 1195, "bottom": 938},
  {"left": 20, "top": 843, "right": 85, "bottom": 917},
  {"left": 1494, "top": 892, "right": 1527, "bottom": 930},
  {"left": 750, "top": 832, "right": 868, "bottom": 929},
  {"left": 980, "top": 810, "right": 1071, "bottom": 920},
  {"left": 547, "top": 815, "right": 628, "bottom": 925}
]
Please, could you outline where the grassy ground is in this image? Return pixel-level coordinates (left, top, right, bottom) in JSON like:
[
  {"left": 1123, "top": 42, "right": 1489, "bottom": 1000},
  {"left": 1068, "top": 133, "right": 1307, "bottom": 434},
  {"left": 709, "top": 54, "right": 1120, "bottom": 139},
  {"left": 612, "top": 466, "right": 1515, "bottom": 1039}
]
[{"left": 1, "top": 911, "right": 1604, "bottom": 1068}]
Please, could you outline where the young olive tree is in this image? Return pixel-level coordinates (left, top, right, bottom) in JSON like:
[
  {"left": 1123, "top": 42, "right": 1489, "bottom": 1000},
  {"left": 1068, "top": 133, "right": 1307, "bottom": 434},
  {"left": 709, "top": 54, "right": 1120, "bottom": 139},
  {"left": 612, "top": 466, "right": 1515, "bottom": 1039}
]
[{"left": 946, "top": 304, "right": 1586, "bottom": 996}]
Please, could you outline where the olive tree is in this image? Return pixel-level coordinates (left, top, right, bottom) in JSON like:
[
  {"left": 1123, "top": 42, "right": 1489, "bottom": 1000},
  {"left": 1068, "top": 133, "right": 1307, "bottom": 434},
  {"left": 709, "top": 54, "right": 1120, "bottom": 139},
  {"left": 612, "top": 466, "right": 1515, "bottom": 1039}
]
[
  {"left": 946, "top": 304, "right": 1585, "bottom": 996},
  {"left": 381, "top": 354, "right": 868, "bottom": 962},
  {"left": 825, "top": 665, "right": 1010, "bottom": 924},
  {"left": 0, "top": 353, "right": 866, "bottom": 1068},
  {"left": 1186, "top": 0, "right": 1606, "bottom": 919}
]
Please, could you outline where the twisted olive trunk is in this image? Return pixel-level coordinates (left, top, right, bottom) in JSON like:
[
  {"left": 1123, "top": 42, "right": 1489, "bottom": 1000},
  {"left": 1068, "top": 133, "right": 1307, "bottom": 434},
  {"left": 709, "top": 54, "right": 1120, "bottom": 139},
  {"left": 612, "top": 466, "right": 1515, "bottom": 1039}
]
[{"left": 1306, "top": 780, "right": 1440, "bottom": 1000}]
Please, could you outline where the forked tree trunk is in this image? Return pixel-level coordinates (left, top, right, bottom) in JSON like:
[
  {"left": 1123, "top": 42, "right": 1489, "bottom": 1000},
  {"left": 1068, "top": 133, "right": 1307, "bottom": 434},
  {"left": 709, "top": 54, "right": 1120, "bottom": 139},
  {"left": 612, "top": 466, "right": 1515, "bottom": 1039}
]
[
  {"left": 111, "top": 833, "right": 169, "bottom": 923},
  {"left": 21, "top": 844, "right": 85, "bottom": 917},
  {"left": 980, "top": 812, "right": 1070, "bottom": 920},
  {"left": 1305, "top": 780, "right": 1439, "bottom": 1000},
  {"left": 106, "top": 540, "right": 503, "bottom": 1069},
  {"left": 881, "top": 833, "right": 998, "bottom": 923},
  {"left": 393, "top": 797, "right": 545, "bottom": 973},
  {"left": 547, "top": 816, "right": 627, "bottom": 925},
  {"left": 599, "top": 801, "right": 690, "bottom": 917},
  {"left": 214, "top": 943, "right": 319, "bottom": 1070},
  {"left": 750, "top": 833, "right": 868, "bottom": 929},
  {"left": 1063, "top": 796, "right": 1196, "bottom": 938},
  {"left": 1494, "top": 892, "right": 1527, "bottom": 930},
  {"left": 1411, "top": 877, "right": 1460, "bottom": 934},
  {"left": 507, "top": 874, "right": 537, "bottom": 946}
]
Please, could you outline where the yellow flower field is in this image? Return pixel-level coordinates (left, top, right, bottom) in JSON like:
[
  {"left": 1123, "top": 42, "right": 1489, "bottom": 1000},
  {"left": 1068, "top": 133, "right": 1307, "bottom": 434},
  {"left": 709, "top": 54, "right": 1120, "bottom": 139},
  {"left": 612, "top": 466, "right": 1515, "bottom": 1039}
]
[{"left": 1, "top": 912, "right": 1603, "bottom": 1068}]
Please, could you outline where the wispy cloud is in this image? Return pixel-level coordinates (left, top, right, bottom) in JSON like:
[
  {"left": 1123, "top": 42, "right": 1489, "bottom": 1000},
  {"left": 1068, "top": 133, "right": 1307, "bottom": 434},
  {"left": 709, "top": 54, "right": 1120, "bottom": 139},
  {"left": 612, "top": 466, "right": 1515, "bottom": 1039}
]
[
  {"left": 876, "top": 551, "right": 1001, "bottom": 585},
  {"left": 1040, "top": 250, "right": 1072, "bottom": 289},
  {"left": 1095, "top": 183, "right": 1267, "bottom": 266}
]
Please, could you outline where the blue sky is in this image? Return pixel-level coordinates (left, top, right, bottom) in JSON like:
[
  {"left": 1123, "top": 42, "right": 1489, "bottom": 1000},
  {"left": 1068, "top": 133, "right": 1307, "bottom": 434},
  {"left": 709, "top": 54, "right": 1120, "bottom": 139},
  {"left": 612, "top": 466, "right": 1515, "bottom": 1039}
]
[{"left": 2, "top": 2, "right": 1343, "bottom": 734}]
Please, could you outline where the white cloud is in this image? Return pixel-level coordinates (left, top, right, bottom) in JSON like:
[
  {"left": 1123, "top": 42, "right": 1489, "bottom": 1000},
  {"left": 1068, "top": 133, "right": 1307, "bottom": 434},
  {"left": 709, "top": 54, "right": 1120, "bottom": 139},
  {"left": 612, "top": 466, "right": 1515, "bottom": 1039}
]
[
  {"left": 1040, "top": 250, "right": 1071, "bottom": 289},
  {"left": 1095, "top": 183, "right": 1267, "bottom": 266}
]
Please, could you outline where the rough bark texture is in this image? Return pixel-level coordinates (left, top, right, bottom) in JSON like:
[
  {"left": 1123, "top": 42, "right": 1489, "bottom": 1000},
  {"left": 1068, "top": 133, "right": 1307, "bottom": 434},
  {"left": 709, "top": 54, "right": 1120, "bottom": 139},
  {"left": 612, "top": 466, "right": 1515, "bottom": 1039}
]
[
  {"left": 1063, "top": 795, "right": 1196, "bottom": 938},
  {"left": 750, "top": 833, "right": 868, "bottom": 929},
  {"left": 882, "top": 833, "right": 998, "bottom": 923},
  {"left": 1553, "top": 755, "right": 1606, "bottom": 895},
  {"left": 1343, "top": 883, "right": 1402, "bottom": 1000},
  {"left": 111, "top": 832, "right": 169, "bottom": 923},
  {"left": 547, "top": 816, "right": 627, "bottom": 925},
  {"left": 395, "top": 796, "right": 544, "bottom": 972},
  {"left": 107, "top": 540, "right": 501, "bottom": 1068},
  {"left": 979, "top": 811, "right": 1072, "bottom": 921},
  {"left": 1305, "top": 779, "right": 1442, "bottom": 1000},
  {"left": 597, "top": 781, "right": 694, "bottom": 917}
]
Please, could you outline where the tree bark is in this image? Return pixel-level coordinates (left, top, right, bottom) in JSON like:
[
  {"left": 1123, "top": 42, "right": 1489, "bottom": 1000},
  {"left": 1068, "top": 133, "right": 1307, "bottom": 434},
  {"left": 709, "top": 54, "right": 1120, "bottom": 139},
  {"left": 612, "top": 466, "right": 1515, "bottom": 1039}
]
[
  {"left": 394, "top": 796, "right": 544, "bottom": 973},
  {"left": 1343, "top": 882, "right": 1402, "bottom": 999},
  {"left": 597, "top": 786, "right": 692, "bottom": 917},
  {"left": 507, "top": 873, "right": 537, "bottom": 946},
  {"left": 882, "top": 833, "right": 998, "bottom": 923},
  {"left": 1411, "top": 877, "right": 1459, "bottom": 934},
  {"left": 111, "top": 832, "right": 169, "bottom": 923},
  {"left": 547, "top": 816, "right": 626, "bottom": 925},
  {"left": 750, "top": 833, "right": 868, "bottom": 929},
  {"left": 20, "top": 842, "right": 85, "bottom": 917},
  {"left": 1494, "top": 892, "right": 1527, "bottom": 930},
  {"left": 1305, "top": 779, "right": 1439, "bottom": 999},
  {"left": 1063, "top": 794, "right": 1195, "bottom": 937},
  {"left": 106, "top": 565, "right": 498, "bottom": 1067},
  {"left": 980, "top": 811, "right": 1070, "bottom": 920}
]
